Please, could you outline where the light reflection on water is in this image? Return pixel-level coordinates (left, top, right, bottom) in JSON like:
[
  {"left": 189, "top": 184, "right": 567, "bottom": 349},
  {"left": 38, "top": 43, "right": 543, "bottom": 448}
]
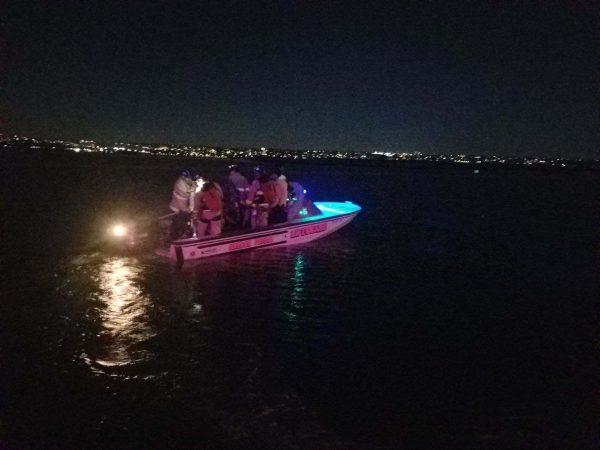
[
  {"left": 284, "top": 253, "right": 306, "bottom": 324},
  {"left": 77, "top": 244, "right": 348, "bottom": 376},
  {"left": 91, "top": 257, "right": 156, "bottom": 369},
  {"left": 292, "top": 253, "right": 306, "bottom": 300}
]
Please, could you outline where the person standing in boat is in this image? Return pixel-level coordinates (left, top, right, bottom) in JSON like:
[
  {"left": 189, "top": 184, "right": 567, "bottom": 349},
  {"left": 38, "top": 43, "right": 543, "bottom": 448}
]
[
  {"left": 169, "top": 170, "right": 195, "bottom": 239},
  {"left": 193, "top": 180, "right": 224, "bottom": 236},
  {"left": 246, "top": 166, "right": 262, "bottom": 203},
  {"left": 286, "top": 178, "right": 305, "bottom": 220},
  {"left": 246, "top": 166, "right": 265, "bottom": 229},
  {"left": 270, "top": 168, "right": 288, "bottom": 224},
  {"left": 251, "top": 173, "right": 278, "bottom": 228},
  {"left": 287, "top": 178, "right": 320, "bottom": 220},
  {"left": 228, "top": 165, "right": 251, "bottom": 228}
]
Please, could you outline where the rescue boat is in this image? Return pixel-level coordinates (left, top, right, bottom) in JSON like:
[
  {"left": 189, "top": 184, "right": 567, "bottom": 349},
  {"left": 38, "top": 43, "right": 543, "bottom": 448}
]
[{"left": 156, "top": 201, "right": 361, "bottom": 263}]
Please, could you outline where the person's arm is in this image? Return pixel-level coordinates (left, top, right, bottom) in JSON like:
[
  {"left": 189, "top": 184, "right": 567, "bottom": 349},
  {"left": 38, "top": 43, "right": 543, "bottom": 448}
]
[
  {"left": 246, "top": 180, "right": 259, "bottom": 205},
  {"left": 192, "top": 192, "right": 203, "bottom": 213}
]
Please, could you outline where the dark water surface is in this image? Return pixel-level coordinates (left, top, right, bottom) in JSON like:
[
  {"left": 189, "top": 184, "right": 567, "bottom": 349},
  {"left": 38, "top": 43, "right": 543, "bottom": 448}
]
[{"left": 1, "top": 153, "right": 597, "bottom": 448}]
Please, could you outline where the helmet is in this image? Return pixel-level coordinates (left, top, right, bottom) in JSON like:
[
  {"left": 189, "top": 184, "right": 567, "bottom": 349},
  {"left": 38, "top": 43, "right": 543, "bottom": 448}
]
[{"left": 253, "top": 165, "right": 265, "bottom": 178}]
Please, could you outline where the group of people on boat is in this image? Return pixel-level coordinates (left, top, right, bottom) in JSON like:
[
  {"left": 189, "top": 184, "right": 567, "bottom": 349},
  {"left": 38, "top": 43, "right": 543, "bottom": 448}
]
[{"left": 168, "top": 165, "right": 318, "bottom": 240}]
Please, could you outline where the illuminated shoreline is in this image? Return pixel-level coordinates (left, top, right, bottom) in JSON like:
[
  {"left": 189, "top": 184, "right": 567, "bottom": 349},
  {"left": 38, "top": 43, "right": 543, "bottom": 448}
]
[{"left": 1, "top": 134, "right": 597, "bottom": 168}]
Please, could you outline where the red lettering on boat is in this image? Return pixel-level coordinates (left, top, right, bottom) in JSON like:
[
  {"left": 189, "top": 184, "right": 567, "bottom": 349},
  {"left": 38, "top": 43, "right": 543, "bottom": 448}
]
[
  {"left": 290, "top": 222, "right": 327, "bottom": 238},
  {"left": 228, "top": 240, "right": 252, "bottom": 251},
  {"left": 255, "top": 236, "right": 274, "bottom": 246}
]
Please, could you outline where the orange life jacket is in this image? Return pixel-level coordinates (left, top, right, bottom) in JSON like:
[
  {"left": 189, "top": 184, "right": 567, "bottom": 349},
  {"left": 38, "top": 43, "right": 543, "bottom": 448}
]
[
  {"left": 200, "top": 188, "right": 223, "bottom": 212},
  {"left": 260, "top": 180, "right": 278, "bottom": 205}
]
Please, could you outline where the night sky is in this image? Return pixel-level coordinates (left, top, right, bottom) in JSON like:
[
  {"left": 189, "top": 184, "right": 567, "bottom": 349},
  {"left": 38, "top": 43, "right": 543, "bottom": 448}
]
[{"left": 1, "top": 1, "right": 597, "bottom": 157}]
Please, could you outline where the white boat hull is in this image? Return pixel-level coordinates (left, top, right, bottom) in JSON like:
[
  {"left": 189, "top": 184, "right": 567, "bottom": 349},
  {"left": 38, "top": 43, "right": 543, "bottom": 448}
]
[{"left": 157, "top": 201, "right": 361, "bottom": 263}]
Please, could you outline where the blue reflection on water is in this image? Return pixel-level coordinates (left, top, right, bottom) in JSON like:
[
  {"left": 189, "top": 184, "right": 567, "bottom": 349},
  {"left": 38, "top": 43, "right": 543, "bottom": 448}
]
[{"left": 292, "top": 253, "right": 305, "bottom": 304}]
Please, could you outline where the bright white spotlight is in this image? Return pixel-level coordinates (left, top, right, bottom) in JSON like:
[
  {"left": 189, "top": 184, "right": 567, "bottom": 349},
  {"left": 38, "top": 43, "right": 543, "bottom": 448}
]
[{"left": 112, "top": 224, "right": 127, "bottom": 237}]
